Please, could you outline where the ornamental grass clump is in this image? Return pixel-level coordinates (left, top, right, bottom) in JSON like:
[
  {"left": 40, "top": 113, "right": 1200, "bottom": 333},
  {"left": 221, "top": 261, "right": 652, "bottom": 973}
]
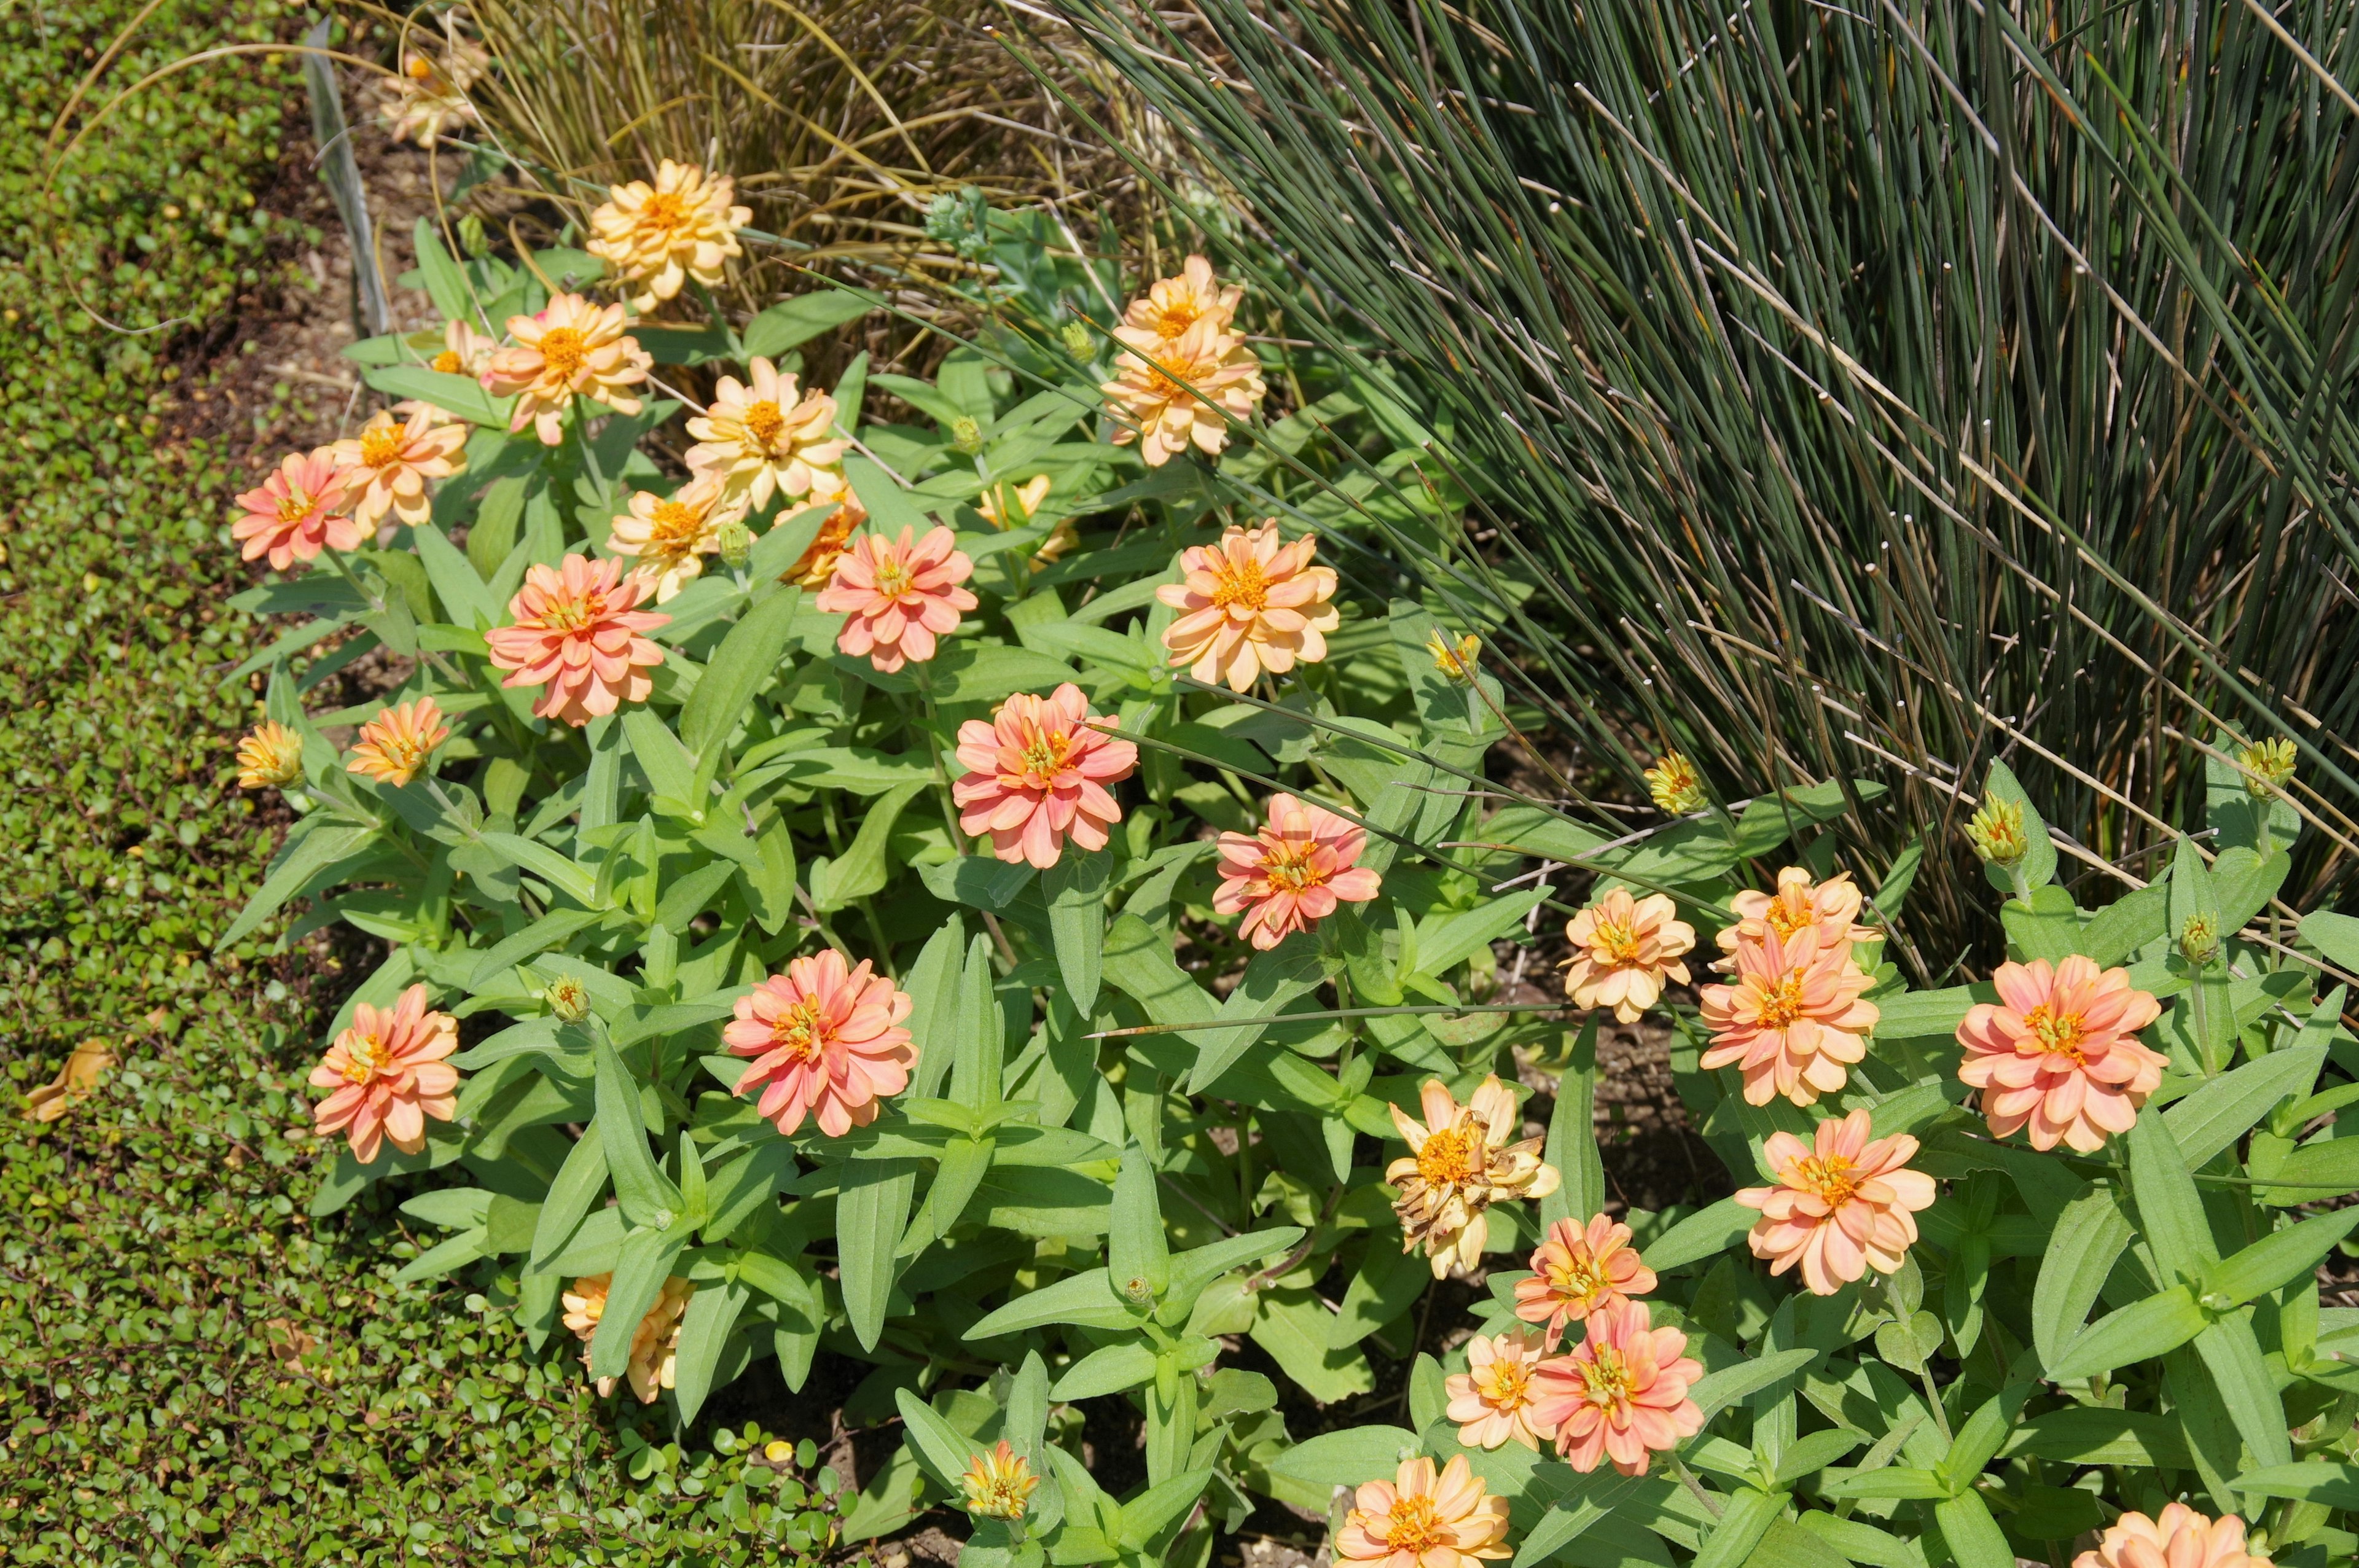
[{"left": 213, "top": 214, "right": 2359, "bottom": 1568}]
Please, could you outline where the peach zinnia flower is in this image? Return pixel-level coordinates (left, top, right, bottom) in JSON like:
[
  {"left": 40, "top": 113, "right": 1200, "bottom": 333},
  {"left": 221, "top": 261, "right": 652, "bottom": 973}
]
[
  {"left": 959, "top": 1441, "right": 1039, "bottom": 1521},
  {"left": 1335, "top": 1455, "right": 1511, "bottom": 1568},
  {"left": 586, "top": 160, "right": 751, "bottom": 313},
  {"left": 346, "top": 695, "right": 451, "bottom": 787},
  {"left": 1387, "top": 1077, "right": 1560, "bottom": 1277},
  {"left": 429, "top": 317, "right": 500, "bottom": 381},
  {"left": 1559, "top": 888, "right": 1695, "bottom": 1024},
  {"left": 232, "top": 449, "right": 358, "bottom": 571},
  {"left": 380, "top": 41, "right": 484, "bottom": 148},
  {"left": 608, "top": 476, "right": 737, "bottom": 602},
  {"left": 1119, "top": 254, "right": 1244, "bottom": 346},
  {"left": 1697, "top": 926, "right": 1877, "bottom": 1106},
  {"left": 1155, "top": 522, "right": 1340, "bottom": 692},
  {"left": 726, "top": 950, "right": 918, "bottom": 1137},
  {"left": 1956, "top": 955, "right": 2167, "bottom": 1153},
  {"left": 1101, "top": 314, "right": 1267, "bottom": 467},
  {"left": 487, "top": 293, "right": 650, "bottom": 445},
  {"left": 234, "top": 720, "right": 305, "bottom": 790},
  {"left": 1444, "top": 1329, "right": 1556, "bottom": 1450},
  {"left": 815, "top": 524, "right": 977, "bottom": 673},
  {"left": 561, "top": 1273, "right": 694, "bottom": 1404},
  {"left": 1514, "top": 1215, "right": 1657, "bottom": 1343},
  {"left": 1735, "top": 1109, "right": 1936, "bottom": 1296},
  {"left": 1529, "top": 1301, "right": 1704, "bottom": 1476},
  {"left": 1715, "top": 866, "right": 1878, "bottom": 968},
  {"left": 485, "top": 554, "right": 670, "bottom": 727},
  {"left": 326, "top": 405, "right": 467, "bottom": 531},
  {"left": 308, "top": 983, "right": 460, "bottom": 1165},
  {"left": 1213, "top": 793, "right": 1382, "bottom": 949},
  {"left": 2073, "top": 1505, "right": 2271, "bottom": 1568},
  {"left": 951, "top": 684, "right": 1139, "bottom": 868},
  {"left": 685, "top": 358, "right": 847, "bottom": 512}
]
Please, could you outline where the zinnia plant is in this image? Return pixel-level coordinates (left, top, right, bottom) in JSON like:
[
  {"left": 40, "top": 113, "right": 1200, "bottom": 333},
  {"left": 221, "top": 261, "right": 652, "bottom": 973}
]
[
  {"left": 486, "top": 293, "right": 650, "bottom": 445},
  {"left": 814, "top": 523, "right": 977, "bottom": 674},
  {"left": 726, "top": 950, "right": 917, "bottom": 1137},
  {"left": 1527, "top": 1301, "right": 1705, "bottom": 1476},
  {"left": 1955, "top": 954, "right": 2167, "bottom": 1152},
  {"left": 1385, "top": 1077, "right": 1559, "bottom": 1277},
  {"left": 585, "top": 158, "right": 751, "bottom": 313},
  {"left": 1734, "top": 1109, "right": 1936, "bottom": 1296},
  {"left": 1557, "top": 887, "right": 1694, "bottom": 1024},
  {"left": 230, "top": 450, "right": 356, "bottom": 571}
]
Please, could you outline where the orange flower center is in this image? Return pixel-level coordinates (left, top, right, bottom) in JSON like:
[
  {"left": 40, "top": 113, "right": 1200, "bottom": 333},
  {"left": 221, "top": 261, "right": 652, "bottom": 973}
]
[
  {"left": 275, "top": 486, "right": 316, "bottom": 525},
  {"left": 1210, "top": 557, "right": 1270, "bottom": 613},
  {"left": 1579, "top": 1346, "right": 1633, "bottom": 1411},
  {"left": 1549, "top": 1252, "right": 1608, "bottom": 1307},
  {"left": 741, "top": 399, "right": 786, "bottom": 448},
  {"left": 1379, "top": 1494, "right": 1450, "bottom": 1558},
  {"left": 542, "top": 590, "right": 605, "bottom": 634},
  {"left": 1479, "top": 1355, "right": 1533, "bottom": 1410},
  {"left": 405, "top": 54, "right": 437, "bottom": 82},
  {"left": 374, "top": 732, "right": 431, "bottom": 777},
  {"left": 1591, "top": 917, "right": 1645, "bottom": 965},
  {"left": 1754, "top": 973, "right": 1808, "bottom": 1031},
  {"left": 872, "top": 556, "right": 918, "bottom": 598},
  {"left": 1154, "top": 300, "right": 1202, "bottom": 337},
  {"left": 342, "top": 1031, "right": 386, "bottom": 1082},
  {"left": 1791, "top": 1152, "right": 1862, "bottom": 1207},
  {"left": 1261, "top": 840, "right": 1324, "bottom": 892},
  {"left": 1766, "top": 899, "right": 1810, "bottom": 937},
  {"left": 1416, "top": 1121, "right": 1482, "bottom": 1185},
  {"left": 648, "top": 499, "right": 705, "bottom": 551},
  {"left": 769, "top": 999, "right": 829, "bottom": 1064},
  {"left": 638, "top": 190, "right": 689, "bottom": 238},
  {"left": 432, "top": 349, "right": 464, "bottom": 374},
  {"left": 2025, "top": 1003, "right": 2087, "bottom": 1061},
  {"left": 359, "top": 424, "right": 407, "bottom": 469},
  {"left": 538, "top": 327, "right": 589, "bottom": 381},
  {"left": 1018, "top": 729, "right": 1073, "bottom": 780}
]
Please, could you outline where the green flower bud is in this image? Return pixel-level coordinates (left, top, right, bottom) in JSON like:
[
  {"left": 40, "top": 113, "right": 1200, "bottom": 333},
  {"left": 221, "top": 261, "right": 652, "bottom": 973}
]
[
  {"left": 2178, "top": 911, "right": 2220, "bottom": 966},
  {"left": 457, "top": 213, "right": 491, "bottom": 259},
  {"left": 950, "top": 415, "right": 984, "bottom": 456},
  {"left": 2239, "top": 736, "right": 2296, "bottom": 798},
  {"left": 545, "top": 975, "right": 591, "bottom": 1024},
  {"left": 716, "top": 520, "right": 753, "bottom": 570},
  {"left": 1641, "top": 751, "right": 1706, "bottom": 816},
  {"left": 1963, "top": 794, "right": 2028, "bottom": 868},
  {"left": 1060, "top": 320, "right": 1095, "bottom": 359}
]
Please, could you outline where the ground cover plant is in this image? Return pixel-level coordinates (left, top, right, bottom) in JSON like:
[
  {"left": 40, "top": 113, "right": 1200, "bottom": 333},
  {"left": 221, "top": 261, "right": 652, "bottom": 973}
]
[{"left": 210, "top": 128, "right": 2359, "bottom": 1568}]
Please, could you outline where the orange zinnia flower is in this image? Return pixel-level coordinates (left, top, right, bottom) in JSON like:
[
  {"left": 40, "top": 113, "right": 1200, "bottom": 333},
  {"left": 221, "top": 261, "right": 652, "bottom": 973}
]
[
  {"left": 1101, "top": 314, "right": 1266, "bottom": 467},
  {"left": 325, "top": 404, "right": 467, "bottom": 531},
  {"left": 561, "top": 1273, "right": 694, "bottom": 1404},
  {"left": 814, "top": 523, "right": 977, "bottom": 673},
  {"left": 1154, "top": 522, "right": 1339, "bottom": 692},
  {"left": 346, "top": 695, "right": 451, "bottom": 787},
  {"left": 1559, "top": 888, "right": 1695, "bottom": 1024},
  {"left": 1715, "top": 866, "right": 1879, "bottom": 969},
  {"left": 1444, "top": 1329, "right": 1556, "bottom": 1451},
  {"left": 726, "top": 950, "right": 918, "bottom": 1137},
  {"left": 1697, "top": 926, "right": 1877, "bottom": 1106},
  {"left": 950, "top": 684, "right": 1139, "bottom": 868},
  {"left": 1213, "top": 792, "right": 1382, "bottom": 950},
  {"left": 1735, "top": 1109, "right": 1935, "bottom": 1296},
  {"left": 685, "top": 358, "right": 846, "bottom": 512},
  {"left": 586, "top": 160, "right": 750, "bottom": 313},
  {"left": 1334, "top": 1455, "right": 1511, "bottom": 1568},
  {"left": 486, "top": 293, "right": 649, "bottom": 445},
  {"left": 232, "top": 450, "right": 358, "bottom": 571},
  {"left": 1956, "top": 954, "right": 2167, "bottom": 1153},
  {"left": 959, "top": 1441, "right": 1039, "bottom": 1521},
  {"left": 485, "top": 554, "right": 670, "bottom": 727},
  {"left": 1387, "top": 1077, "right": 1560, "bottom": 1277},
  {"left": 1514, "top": 1214, "right": 1657, "bottom": 1343},
  {"left": 784, "top": 485, "right": 866, "bottom": 587},
  {"left": 1119, "top": 254, "right": 1244, "bottom": 346},
  {"left": 1528, "top": 1300, "right": 1704, "bottom": 1476},
  {"left": 308, "top": 983, "right": 460, "bottom": 1165},
  {"left": 2073, "top": 1505, "right": 2271, "bottom": 1568},
  {"left": 234, "top": 720, "right": 305, "bottom": 790}
]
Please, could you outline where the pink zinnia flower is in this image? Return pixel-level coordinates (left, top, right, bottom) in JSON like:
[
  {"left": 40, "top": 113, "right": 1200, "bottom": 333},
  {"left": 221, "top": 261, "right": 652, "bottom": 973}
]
[
  {"left": 1514, "top": 1214, "right": 1657, "bottom": 1343},
  {"left": 1213, "top": 792, "right": 1382, "bottom": 949},
  {"left": 324, "top": 404, "right": 467, "bottom": 531},
  {"left": 813, "top": 524, "right": 977, "bottom": 673},
  {"left": 1334, "top": 1455, "right": 1511, "bottom": 1568},
  {"left": 1734, "top": 1109, "right": 1936, "bottom": 1296},
  {"left": 346, "top": 695, "right": 451, "bottom": 787},
  {"left": 1444, "top": 1329, "right": 1556, "bottom": 1451},
  {"left": 1713, "top": 866, "right": 1879, "bottom": 969},
  {"left": 484, "top": 555, "right": 670, "bottom": 727},
  {"left": 1697, "top": 925, "right": 1877, "bottom": 1107},
  {"left": 232, "top": 450, "right": 359, "bottom": 571},
  {"left": 1560, "top": 888, "right": 1696, "bottom": 1024},
  {"left": 726, "top": 950, "right": 917, "bottom": 1137},
  {"left": 1528, "top": 1300, "right": 1704, "bottom": 1476},
  {"left": 1956, "top": 955, "right": 2167, "bottom": 1153},
  {"left": 2073, "top": 1505, "right": 2271, "bottom": 1568},
  {"left": 309, "top": 983, "right": 460, "bottom": 1165},
  {"left": 950, "top": 684, "right": 1138, "bottom": 868}
]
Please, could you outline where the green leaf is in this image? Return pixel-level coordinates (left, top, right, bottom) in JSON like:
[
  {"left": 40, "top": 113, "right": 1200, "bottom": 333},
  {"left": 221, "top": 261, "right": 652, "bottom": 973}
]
[
  {"left": 901, "top": 919, "right": 966, "bottom": 1102},
  {"left": 410, "top": 217, "right": 474, "bottom": 319},
  {"left": 588, "top": 1224, "right": 687, "bottom": 1382},
  {"left": 1543, "top": 1018, "right": 1605, "bottom": 1228},
  {"left": 1687, "top": 1488, "right": 1781, "bottom": 1568},
  {"left": 1186, "top": 937, "right": 1331, "bottom": 1091},
  {"left": 809, "top": 781, "right": 925, "bottom": 910},
  {"left": 622, "top": 710, "right": 698, "bottom": 810},
  {"left": 1050, "top": 1344, "right": 1160, "bottom": 1400},
  {"left": 702, "top": 1141, "right": 796, "bottom": 1245},
  {"left": 1162, "top": 1228, "right": 1303, "bottom": 1311},
  {"left": 839, "top": 1157, "right": 918, "bottom": 1351},
  {"left": 1115, "top": 1469, "right": 1211, "bottom": 1554},
  {"left": 2229, "top": 1463, "right": 2359, "bottom": 1510},
  {"left": 1932, "top": 1494, "right": 2016, "bottom": 1568},
  {"left": 925, "top": 644, "right": 1082, "bottom": 704},
  {"left": 216, "top": 822, "right": 377, "bottom": 950},
  {"left": 410, "top": 521, "right": 499, "bottom": 630},
  {"left": 1108, "top": 1144, "right": 1170, "bottom": 1299},
  {"left": 2080, "top": 884, "right": 2167, "bottom": 968},
  {"left": 479, "top": 832, "right": 600, "bottom": 907},
  {"left": 2193, "top": 1317, "right": 2292, "bottom": 1467},
  {"left": 2001, "top": 1407, "right": 2191, "bottom": 1468},
  {"left": 668, "top": 1280, "right": 748, "bottom": 1425},
  {"left": 1939, "top": 1385, "right": 2029, "bottom": 1490},
  {"left": 392, "top": 1227, "right": 490, "bottom": 1283},
  {"left": 1981, "top": 760, "right": 2057, "bottom": 891},
  {"left": 1820, "top": 1467, "right": 1948, "bottom": 1501},
  {"left": 1509, "top": 1473, "right": 1645, "bottom": 1568},
  {"left": 2032, "top": 1183, "right": 2134, "bottom": 1371},
  {"left": 1265, "top": 1426, "right": 1419, "bottom": 1488},
  {"left": 1043, "top": 846, "right": 1110, "bottom": 1014},
  {"left": 966, "top": 1268, "right": 1132, "bottom": 1338},
  {"left": 2001, "top": 884, "right": 2081, "bottom": 964},
  {"left": 593, "top": 1034, "right": 680, "bottom": 1228},
  {"left": 2165, "top": 1045, "right": 2328, "bottom": 1168},
  {"left": 2048, "top": 1286, "right": 2207, "bottom": 1379},
  {"left": 2256, "top": 1135, "right": 2359, "bottom": 1207},
  {"left": 1689, "top": 1349, "right": 1817, "bottom": 1419},
  {"left": 2129, "top": 1109, "right": 2216, "bottom": 1285},
  {"left": 1103, "top": 912, "right": 1215, "bottom": 1028},
  {"left": 893, "top": 1387, "right": 986, "bottom": 1492},
  {"left": 1331, "top": 1240, "right": 1432, "bottom": 1349},
  {"left": 742, "top": 289, "right": 880, "bottom": 359},
  {"left": 2205, "top": 1208, "right": 2359, "bottom": 1307},
  {"left": 362, "top": 364, "right": 509, "bottom": 426},
  {"left": 529, "top": 1122, "right": 608, "bottom": 1272},
  {"left": 2299, "top": 910, "right": 2359, "bottom": 973},
  {"left": 1641, "top": 1197, "right": 1752, "bottom": 1272},
  {"left": 1773, "top": 1429, "right": 1864, "bottom": 1484},
  {"left": 679, "top": 587, "right": 800, "bottom": 789}
]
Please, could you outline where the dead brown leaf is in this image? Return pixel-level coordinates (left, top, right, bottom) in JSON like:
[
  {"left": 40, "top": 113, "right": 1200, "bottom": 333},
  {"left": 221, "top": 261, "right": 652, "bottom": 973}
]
[{"left": 24, "top": 1040, "right": 115, "bottom": 1122}]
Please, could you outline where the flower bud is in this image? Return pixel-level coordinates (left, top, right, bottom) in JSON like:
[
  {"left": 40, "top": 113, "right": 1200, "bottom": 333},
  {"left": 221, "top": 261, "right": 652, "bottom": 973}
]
[
  {"left": 1641, "top": 751, "right": 1707, "bottom": 816},
  {"left": 1426, "top": 629, "right": 1481, "bottom": 684},
  {"left": 1963, "top": 794, "right": 2028, "bottom": 868},
  {"left": 950, "top": 415, "right": 985, "bottom": 456},
  {"left": 716, "top": 519, "right": 753, "bottom": 570},
  {"left": 545, "top": 975, "right": 592, "bottom": 1024},
  {"left": 233, "top": 720, "right": 306, "bottom": 791},
  {"left": 457, "top": 213, "right": 491, "bottom": 259},
  {"left": 2239, "top": 736, "right": 2296, "bottom": 798},
  {"left": 2178, "top": 911, "right": 2220, "bottom": 966},
  {"left": 960, "top": 1441, "right": 1038, "bottom": 1521},
  {"left": 1060, "top": 319, "right": 1095, "bottom": 359}
]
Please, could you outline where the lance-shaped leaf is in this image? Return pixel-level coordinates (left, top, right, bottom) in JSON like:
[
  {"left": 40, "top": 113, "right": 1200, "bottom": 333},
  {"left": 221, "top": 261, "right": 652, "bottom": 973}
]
[
  {"left": 2128, "top": 1110, "right": 2215, "bottom": 1287},
  {"left": 2193, "top": 1317, "right": 2292, "bottom": 1468},
  {"left": 839, "top": 1156, "right": 918, "bottom": 1351},
  {"left": 1542, "top": 1017, "right": 1605, "bottom": 1228},
  {"left": 893, "top": 1386, "right": 987, "bottom": 1492},
  {"left": 1933, "top": 1493, "right": 2016, "bottom": 1568},
  {"left": 1688, "top": 1488, "right": 1782, "bottom": 1568},
  {"left": 2165, "top": 1042, "right": 2328, "bottom": 1168},
  {"left": 669, "top": 1279, "right": 748, "bottom": 1425},
  {"left": 593, "top": 1034, "right": 680, "bottom": 1228},
  {"left": 588, "top": 1222, "right": 687, "bottom": 1383},
  {"left": 1052, "top": 1343, "right": 1160, "bottom": 1401},
  {"left": 2032, "top": 1183, "right": 2133, "bottom": 1371},
  {"left": 1108, "top": 1142, "right": 1171, "bottom": 1300},
  {"left": 1043, "top": 844, "right": 1110, "bottom": 1014},
  {"left": 2048, "top": 1286, "right": 2207, "bottom": 1380},
  {"left": 2229, "top": 1464, "right": 2359, "bottom": 1510},
  {"left": 529, "top": 1121, "right": 608, "bottom": 1272},
  {"left": 2205, "top": 1207, "right": 2359, "bottom": 1308}
]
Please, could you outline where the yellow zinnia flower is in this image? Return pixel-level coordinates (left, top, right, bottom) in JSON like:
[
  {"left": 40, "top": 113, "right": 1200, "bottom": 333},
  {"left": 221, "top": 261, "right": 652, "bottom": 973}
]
[{"left": 587, "top": 160, "right": 752, "bottom": 313}]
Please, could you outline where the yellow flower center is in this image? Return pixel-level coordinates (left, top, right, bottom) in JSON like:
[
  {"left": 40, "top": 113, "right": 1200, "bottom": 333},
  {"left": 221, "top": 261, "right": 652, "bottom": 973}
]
[
  {"left": 1154, "top": 300, "right": 1202, "bottom": 337},
  {"left": 1549, "top": 1254, "right": 1607, "bottom": 1307},
  {"left": 1754, "top": 973, "right": 1808, "bottom": 1031},
  {"left": 542, "top": 591, "right": 603, "bottom": 633},
  {"left": 1019, "top": 730, "right": 1072, "bottom": 779},
  {"left": 871, "top": 557, "right": 913, "bottom": 598},
  {"left": 1416, "top": 1121, "right": 1482, "bottom": 1186},
  {"left": 405, "top": 55, "right": 437, "bottom": 83},
  {"left": 741, "top": 399, "right": 786, "bottom": 448},
  {"left": 432, "top": 349, "right": 463, "bottom": 374},
  {"left": 1379, "top": 1494, "right": 1450, "bottom": 1558},
  {"left": 275, "top": 486, "right": 315, "bottom": 524},
  {"left": 961, "top": 1454, "right": 1035, "bottom": 1520},
  {"left": 638, "top": 190, "right": 689, "bottom": 238},
  {"left": 375, "top": 733, "right": 430, "bottom": 778},
  {"left": 1581, "top": 1347, "right": 1633, "bottom": 1411},
  {"left": 2026, "top": 1003, "right": 2086, "bottom": 1061},
  {"left": 1591, "top": 918, "right": 1644, "bottom": 965},
  {"left": 769, "top": 999, "right": 829, "bottom": 1064},
  {"left": 342, "top": 1032, "right": 386, "bottom": 1082},
  {"left": 1792, "top": 1152, "right": 1862, "bottom": 1207},
  {"left": 1210, "top": 557, "right": 1270, "bottom": 613},
  {"left": 648, "top": 499, "right": 705, "bottom": 551},
  {"left": 359, "top": 424, "right": 407, "bottom": 469},
  {"left": 1479, "top": 1356, "right": 1533, "bottom": 1410},
  {"left": 1766, "top": 899, "right": 1810, "bottom": 937},
  {"left": 537, "top": 327, "right": 589, "bottom": 381},
  {"left": 1262, "top": 841, "right": 1324, "bottom": 892}
]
